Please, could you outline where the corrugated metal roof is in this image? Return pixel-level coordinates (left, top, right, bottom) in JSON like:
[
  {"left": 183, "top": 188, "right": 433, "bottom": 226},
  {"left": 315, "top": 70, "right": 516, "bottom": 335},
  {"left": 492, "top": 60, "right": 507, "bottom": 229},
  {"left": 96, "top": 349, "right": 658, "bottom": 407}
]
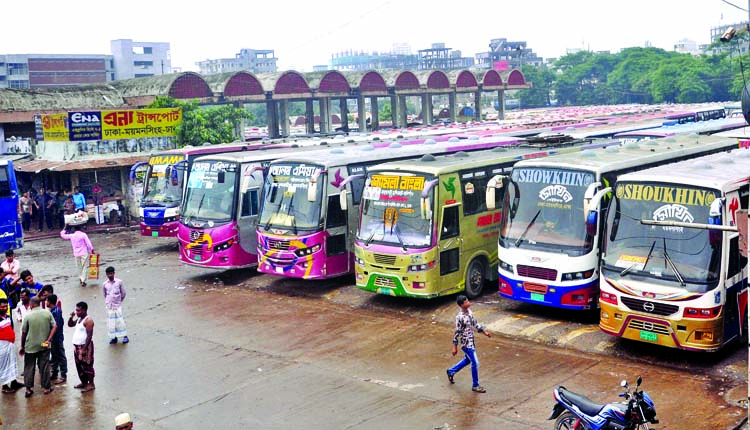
[{"left": 14, "top": 154, "right": 149, "bottom": 173}]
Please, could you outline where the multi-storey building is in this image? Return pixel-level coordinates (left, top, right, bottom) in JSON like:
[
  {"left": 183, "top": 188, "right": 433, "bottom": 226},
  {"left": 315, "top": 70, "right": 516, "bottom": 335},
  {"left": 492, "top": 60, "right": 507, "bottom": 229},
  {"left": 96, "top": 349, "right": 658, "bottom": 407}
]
[
  {"left": 706, "top": 22, "right": 749, "bottom": 55},
  {"left": 475, "top": 38, "right": 543, "bottom": 70},
  {"left": 196, "top": 49, "right": 278, "bottom": 75},
  {"left": 0, "top": 54, "right": 114, "bottom": 89},
  {"left": 111, "top": 39, "right": 172, "bottom": 80}
]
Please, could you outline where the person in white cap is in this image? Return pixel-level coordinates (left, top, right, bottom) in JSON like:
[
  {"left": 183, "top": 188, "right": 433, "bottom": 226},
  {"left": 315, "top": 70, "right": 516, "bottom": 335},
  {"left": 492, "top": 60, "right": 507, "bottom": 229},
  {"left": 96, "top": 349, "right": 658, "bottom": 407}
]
[{"left": 115, "top": 412, "right": 133, "bottom": 429}]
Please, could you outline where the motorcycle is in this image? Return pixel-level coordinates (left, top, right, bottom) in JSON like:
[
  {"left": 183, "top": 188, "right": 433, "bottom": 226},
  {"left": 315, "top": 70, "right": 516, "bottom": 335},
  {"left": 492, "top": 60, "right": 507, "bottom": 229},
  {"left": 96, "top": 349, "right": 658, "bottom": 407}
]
[{"left": 548, "top": 376, "right": 658, "bottom": 430}]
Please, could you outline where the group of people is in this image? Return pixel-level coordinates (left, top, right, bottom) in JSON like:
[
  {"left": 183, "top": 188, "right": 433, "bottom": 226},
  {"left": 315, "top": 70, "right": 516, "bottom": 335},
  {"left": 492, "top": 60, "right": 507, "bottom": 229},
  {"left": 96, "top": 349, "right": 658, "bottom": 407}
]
[
  {"left": 0, "top": 229, "right": 131, "bottom": 400},
  {"left": 18, "top": 187, "right": 87, "bottom": 233}
]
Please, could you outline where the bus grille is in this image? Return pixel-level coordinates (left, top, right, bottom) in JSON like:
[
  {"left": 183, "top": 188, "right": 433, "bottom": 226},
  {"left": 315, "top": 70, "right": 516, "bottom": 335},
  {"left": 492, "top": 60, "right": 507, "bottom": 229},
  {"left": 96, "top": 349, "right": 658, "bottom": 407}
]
[
  {"left": 189, "top": 230, "right": 202, "bottom": 241},
  {"left": 621, "top": 297, "right": 679, "bottom": 316},
  {"left": 627, "top": 319, "right": 671, "bottom": 335},
  {"left": 190, "top": 246, "right": 204, "bottom": 256},
  {"left": 373, "top": 254, "right": 397, "bottom": 265},
  {"left": 268, "top": 239, "right": 290, "bottom": 250},
  {"left": 523, "top": 283, "right": 548, "bottom": 294},
  {"left": 373, "top": 276, "right": 396, "bottom": 288},
  {"left": 517, "top": 265, "right": 557, "bottom": 281}
]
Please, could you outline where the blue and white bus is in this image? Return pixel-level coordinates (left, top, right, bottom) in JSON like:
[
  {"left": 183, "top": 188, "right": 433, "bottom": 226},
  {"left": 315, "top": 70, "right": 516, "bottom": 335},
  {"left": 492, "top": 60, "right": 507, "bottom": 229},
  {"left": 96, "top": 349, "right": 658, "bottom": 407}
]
[{"left": 0, "top": 160, "right": 23, "bottom": 251}]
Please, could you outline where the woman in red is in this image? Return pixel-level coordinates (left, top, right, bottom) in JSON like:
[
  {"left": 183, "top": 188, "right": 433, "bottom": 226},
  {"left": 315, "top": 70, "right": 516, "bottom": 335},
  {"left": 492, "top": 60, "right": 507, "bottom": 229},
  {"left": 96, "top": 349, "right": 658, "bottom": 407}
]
[{"left": 0, "top": 298, "right": 24, "bottom": 393}]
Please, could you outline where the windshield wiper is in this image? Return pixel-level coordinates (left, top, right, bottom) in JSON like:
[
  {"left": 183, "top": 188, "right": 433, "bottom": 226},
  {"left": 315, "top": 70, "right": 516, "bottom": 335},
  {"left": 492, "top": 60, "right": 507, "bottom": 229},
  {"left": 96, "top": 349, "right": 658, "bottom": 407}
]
[
  {"left": 392, "top": 225, "right": 407, "bottom": 252},
  {"left": 620, "top": 240, "right": 655, "bottom": 277},
  {"left": 662, "top": 238, "right": 685, "bottom": 286},
  {"left": 515, "top": 210, "right": 541, "bottom": 247},
  {"left": 365, "top": 221, "right": 384, "bottom": 246},
  {"left": 263, "top": 192, "right": 285, "bottom": 231}
]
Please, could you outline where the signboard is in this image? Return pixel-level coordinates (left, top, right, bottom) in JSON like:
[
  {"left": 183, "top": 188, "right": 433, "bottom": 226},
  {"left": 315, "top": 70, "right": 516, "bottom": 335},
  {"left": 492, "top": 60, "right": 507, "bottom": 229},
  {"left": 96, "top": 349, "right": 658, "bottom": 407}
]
[
  {"left": 39, "top": 108, "right": 181, "bottom": 141},
  {"left": 34, "top": 114, "right": 44, "bottom": 140}
]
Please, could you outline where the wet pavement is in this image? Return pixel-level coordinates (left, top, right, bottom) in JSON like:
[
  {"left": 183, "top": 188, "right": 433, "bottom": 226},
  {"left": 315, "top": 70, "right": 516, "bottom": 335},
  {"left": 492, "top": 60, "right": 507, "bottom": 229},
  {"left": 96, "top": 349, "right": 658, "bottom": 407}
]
[{"left": 1, "top": 231, "right": 747, "bottom": 429}]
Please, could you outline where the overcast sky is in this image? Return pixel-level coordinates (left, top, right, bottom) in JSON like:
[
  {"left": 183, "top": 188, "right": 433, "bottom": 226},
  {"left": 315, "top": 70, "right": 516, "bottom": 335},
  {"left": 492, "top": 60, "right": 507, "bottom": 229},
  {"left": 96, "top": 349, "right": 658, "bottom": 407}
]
[{"left": 1, "top": 0, "right": 747, "bottom": 72}]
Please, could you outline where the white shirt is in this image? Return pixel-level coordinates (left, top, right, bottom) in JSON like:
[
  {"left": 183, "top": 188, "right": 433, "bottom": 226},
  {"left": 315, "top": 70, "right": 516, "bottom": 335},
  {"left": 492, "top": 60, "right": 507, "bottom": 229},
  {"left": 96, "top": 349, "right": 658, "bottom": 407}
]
[{"left": 14, "top": 303, "right": 30, "bottom": 323}]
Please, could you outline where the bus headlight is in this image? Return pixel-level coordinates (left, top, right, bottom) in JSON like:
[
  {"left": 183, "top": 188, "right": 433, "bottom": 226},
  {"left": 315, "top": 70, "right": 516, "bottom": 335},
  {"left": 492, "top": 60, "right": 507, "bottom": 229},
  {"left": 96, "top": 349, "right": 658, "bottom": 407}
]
[
  {"left": 164, "top": 216, "right": 180, "bottom": 223},
  {"left": 407, "top": 260, "right": 435, "bottom": 272},
  {"left": 294, "top": 244, "right": 321, "bottom": 257},
  {"left": 213, "top": 238, "right": 236, "bottom": 252},
  {"left": 562, "top": 269, "right": 595, "bottom": 281},
  {"left": 499, "top": 259, "right": 514, "bottom": 274},
  {"left": 355, "top": 257, "right": 365, "bottom": 266}
]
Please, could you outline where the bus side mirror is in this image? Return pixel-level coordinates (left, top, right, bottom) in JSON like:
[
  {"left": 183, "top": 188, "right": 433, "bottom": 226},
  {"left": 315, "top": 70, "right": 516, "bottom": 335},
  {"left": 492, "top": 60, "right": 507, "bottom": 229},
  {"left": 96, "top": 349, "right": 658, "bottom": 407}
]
[
  {"left": 171, "top": 167, "right": 180, "bottom": 186},
  {"left": 486, "top": 174, "right": 506, "bottom": 210},
  {"left": 308, "top": 170, "right": 321, "bottom": 202},
  {"left": 585, "top": 211, "right": 598, "bottom": 236},
  {"left": 340, "top": 189, "right": 348, "bottom": 211},
  {"left": 708, "top": 197, "right": 724, "bottom": 247},
  {"left": 420, "top": 196, "right": 433, "bottom": 220},
  {"left": 218, "top": 170, "right": 226, "bottom": 184}
]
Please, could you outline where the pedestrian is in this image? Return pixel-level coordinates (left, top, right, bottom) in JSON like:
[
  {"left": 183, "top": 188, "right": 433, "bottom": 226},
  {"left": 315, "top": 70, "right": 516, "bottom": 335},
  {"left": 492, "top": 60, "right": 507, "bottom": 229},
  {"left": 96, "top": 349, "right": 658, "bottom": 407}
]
[
  {"left": 102, "top": 266, "right": 129, "bottom": 344},
  {"left": 14, "top": 290, "right": 31, "bottom": 323},
  {"left": 60, "top": 224, "right": 94, "bottom": 287},
  {"left": 68, "top": 301, "right": 95, "bottom": 392},
  {"left": 1, "top": 249, "right": 20, "bottom": 281},
  {"left": 11, "top": 269, "right": 42, "bottom": 297},
  {"left": 46, "top": 294, "right": 67, "bottom": 385},
  {"left": 36, "top": 187, "right": 54, "bottom": 232},
  {"left": 0, "top": 298, "right": 24, "bottom": 393},
  {"left": 446, "top": 295, "right": 491, "bottom": 393},
  {"left": 115, "top": 413, "right": 134, "bottom": 430},
  {"left": 39, "top": 285, "right": 62, "bottom": 311},
  {"left": 72, "top": 187, "right": 86, "bottom": 212},
  {"left": 56, "top": 189, "right": 69, "bottom": 229},
  {"left": 19, "top": 192, "right": 32, "bottom": 232},
  {"left": 20, "top": 296, "right": 56, "bottom": 397}
]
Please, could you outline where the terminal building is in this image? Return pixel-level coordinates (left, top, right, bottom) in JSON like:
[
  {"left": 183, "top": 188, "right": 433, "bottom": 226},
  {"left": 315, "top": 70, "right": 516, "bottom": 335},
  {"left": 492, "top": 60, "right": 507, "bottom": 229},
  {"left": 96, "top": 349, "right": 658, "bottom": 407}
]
[
  {"left": 196, "top": 49, "right": 278, "bottom": 75},
  {"left": 111, "top": 39, "right": 173, "bottom": 80},
  {"left": 0, "top": 54, "right": 115, "bottom": 89}
]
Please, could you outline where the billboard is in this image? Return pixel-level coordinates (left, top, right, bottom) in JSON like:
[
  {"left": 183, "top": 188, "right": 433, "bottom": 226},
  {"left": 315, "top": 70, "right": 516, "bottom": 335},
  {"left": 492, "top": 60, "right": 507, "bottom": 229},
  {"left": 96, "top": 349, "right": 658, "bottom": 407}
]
[{"left": 39, "top": 108, "right": 181, "bottom": 142}]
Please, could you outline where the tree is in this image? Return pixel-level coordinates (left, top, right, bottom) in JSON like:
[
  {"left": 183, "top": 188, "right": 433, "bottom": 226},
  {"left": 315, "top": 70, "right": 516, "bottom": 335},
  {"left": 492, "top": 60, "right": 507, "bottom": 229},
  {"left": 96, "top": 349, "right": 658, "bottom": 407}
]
[{"left": 147, "top": 96, "right": 252, "bottom": 147}]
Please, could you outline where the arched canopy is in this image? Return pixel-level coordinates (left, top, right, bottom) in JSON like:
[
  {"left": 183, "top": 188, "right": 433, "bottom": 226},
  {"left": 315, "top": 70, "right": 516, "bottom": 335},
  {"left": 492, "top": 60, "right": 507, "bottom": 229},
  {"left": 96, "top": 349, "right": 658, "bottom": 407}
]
[
  {"left": 506, "top": 69, "right": 527, "bottom": 87},
  {"left": 274, "top": 71, "right": 312, "bottom": 99},
  {"left": 480, "top": 70, "right": 504, "bottom": 90},
  {"left": 169, "top": 72, "right": 212, "bottom": 100},
  {"left": 224, "top": 71, "right": 265, "bottom": 100},
  {"left": 358, "top": 71, "right": 387, "bottom": 94},
  {"left": 454, "top": 70, "right": 479, "bottom": 91},
  {"left": 426, "top": 70, "right": 450, "bottom": 91},
  {"left": 394, "top": 71, "right": 420, "bottom": 93},
  {"left": 317, "top": 71, "right": 351, "bottom": 95}
]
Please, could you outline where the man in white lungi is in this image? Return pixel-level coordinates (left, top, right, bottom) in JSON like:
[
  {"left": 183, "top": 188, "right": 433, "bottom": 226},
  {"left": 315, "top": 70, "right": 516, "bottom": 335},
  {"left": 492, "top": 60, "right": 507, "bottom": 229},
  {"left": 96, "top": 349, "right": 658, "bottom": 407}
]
[{"left": 102, "top": 266, "right": 128, "bottom": 345}]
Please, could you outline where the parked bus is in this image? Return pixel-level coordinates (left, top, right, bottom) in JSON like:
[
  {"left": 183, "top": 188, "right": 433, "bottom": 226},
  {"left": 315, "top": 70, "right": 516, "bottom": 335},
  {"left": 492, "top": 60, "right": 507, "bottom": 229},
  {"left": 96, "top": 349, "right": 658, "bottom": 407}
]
[
  {"left": 665, "top": 107, "right": 726, "bottom": 124},
  {"left": 255, "top": 135, "right": 528, "bottom": 279},
  {"left": 354, "top": 139, "right": 618, "bottom": 299},
  {"left": 487, "top": 135, "right": 740, "bottom": 310},
  {"left": 0, "top": 160, "right": 22, "bottom": 251},
  {"left": 613, "top": 116, "right": 745, "bottom": 142},
  {"left": 598, "top": 149, "right": 749, "bottom": 351}
]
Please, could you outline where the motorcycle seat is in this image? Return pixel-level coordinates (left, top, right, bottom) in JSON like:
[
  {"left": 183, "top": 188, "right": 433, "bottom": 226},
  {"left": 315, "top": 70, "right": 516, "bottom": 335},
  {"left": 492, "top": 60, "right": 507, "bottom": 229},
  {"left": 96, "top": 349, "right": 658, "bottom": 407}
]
[{"left": 558, "top": 387, "right": 604, "bottom": 416}]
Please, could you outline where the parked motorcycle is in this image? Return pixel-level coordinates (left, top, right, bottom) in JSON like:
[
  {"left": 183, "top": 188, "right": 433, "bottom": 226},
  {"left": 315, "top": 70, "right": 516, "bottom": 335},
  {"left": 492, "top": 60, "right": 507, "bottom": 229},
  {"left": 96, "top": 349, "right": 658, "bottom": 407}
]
[{"left": 548, "top": 376, "right": 658, "bottom": 430}]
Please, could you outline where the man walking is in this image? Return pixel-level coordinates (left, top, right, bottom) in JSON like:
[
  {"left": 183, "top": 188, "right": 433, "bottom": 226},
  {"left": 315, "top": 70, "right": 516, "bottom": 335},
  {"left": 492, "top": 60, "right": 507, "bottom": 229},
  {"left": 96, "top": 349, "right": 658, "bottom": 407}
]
[
  {"left": 60, "top": 225, "right": 94, "bottom": 287},
  {"left": 46, "top": 294, "right": 67, "bottom": 385},
  {"left": 36, "top": 187, "right": 54, "bottom": 232},
  {"left": 0, "top": 298, "right": 24, "bottom": 393},
  {"left": 20, "top": 296, "right": 56, "bottom": 397},
  {"left": 72, "top": 187, "right": 86, "bottom": 212},
  {"left": 68, "top": 301, "right": 95, "bottom": 392},
  {"left": 19, "top": 192, "right": 33, "bottom": 233},
  {"left": 102, "top": 266, "right": 129, "bottom": 344},
  {"left": 446, "top": 295, "right": 491, "bottom": 393}
]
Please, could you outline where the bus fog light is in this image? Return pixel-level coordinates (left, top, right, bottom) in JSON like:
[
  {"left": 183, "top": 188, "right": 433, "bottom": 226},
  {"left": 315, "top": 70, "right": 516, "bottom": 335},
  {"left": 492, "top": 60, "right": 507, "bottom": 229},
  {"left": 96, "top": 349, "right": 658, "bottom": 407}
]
[
  {"left": 356, "top": 273, "right": 363, "bottom": 281},
  {"left": 412, "top": 282, "right": 426, "bottom": 289},
  {"left": 601, "top": 311, "right": 609, "bottom": 319},
  {"left": 695, "top": 331, "right": 713, "bottom": 341}
]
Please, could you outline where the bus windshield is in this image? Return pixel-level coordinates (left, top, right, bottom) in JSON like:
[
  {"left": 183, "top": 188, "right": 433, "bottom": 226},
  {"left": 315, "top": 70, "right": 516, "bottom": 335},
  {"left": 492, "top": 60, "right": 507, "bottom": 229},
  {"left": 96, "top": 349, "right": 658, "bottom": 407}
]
[
  {"left": 602, "top": 182, "right": 721, "bottom": 293},
  {"left": 357, "top": 172, "right": 434, "bottom": 248},
  {"left": 143, "top": 164, "right": 183, "bottom": 207},
  {"left": 500, "top": 167, "right": 595, "bottom": 256},
  {"left": 259, "top": 163, "right": 323, "bottom": 233},
  {"left": 182, "top": 160, "right": 238, "bottom": 224}
]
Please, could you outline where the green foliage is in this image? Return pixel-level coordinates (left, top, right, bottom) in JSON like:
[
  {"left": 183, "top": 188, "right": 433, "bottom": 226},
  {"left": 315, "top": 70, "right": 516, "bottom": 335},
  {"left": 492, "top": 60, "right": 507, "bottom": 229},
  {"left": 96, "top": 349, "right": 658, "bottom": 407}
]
[{"left": 147, "top": 96, "right": 252, "bottom": 147}]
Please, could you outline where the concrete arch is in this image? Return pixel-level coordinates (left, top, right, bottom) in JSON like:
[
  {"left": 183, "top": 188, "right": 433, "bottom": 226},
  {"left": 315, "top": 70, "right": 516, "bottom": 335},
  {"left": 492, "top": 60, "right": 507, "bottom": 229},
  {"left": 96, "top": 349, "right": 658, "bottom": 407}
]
[
  {"left": 394, "top": 71, "right": 420, "bottom": 92},
  {"left": 480, "top": 70, "right": 504, "bottom": 90},
  {"left": 506, "top": 69, "right": 527, "bottom": 87},
  {"left": 224, "top": 71, "right": 265, "bottom": 100},
  {"left": 426, "top": 70, "right": 450, "bottom": 90},
  {"left": 317, "top": 70, "right": 351, "bottom": 95},
  {"left": 454, "top": 70, "right": 479, "bottom": 91},
  {"left": 274, "top": 70, "right": 312, "bottom": 98},
  {"left": 168, "top": 72, "right": 213, "bottom": 100},
  {"left": 358, "top": 71, "right": 387, "bottom": 94}
]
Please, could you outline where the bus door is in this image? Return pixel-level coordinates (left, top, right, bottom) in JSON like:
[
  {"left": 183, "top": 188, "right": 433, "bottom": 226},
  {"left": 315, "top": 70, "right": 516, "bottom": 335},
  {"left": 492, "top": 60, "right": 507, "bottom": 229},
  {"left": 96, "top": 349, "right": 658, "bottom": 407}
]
[
  {"left": 723, "top": 187, "right": 748, "bottom": 342},
  {"left": 237, "top": 163, "right": 263, "bottom": 256},
  {"left": 438, "top": 202, "right": 463, "bottom": 291},
  {"left": 0, "top": 162, "right": 22, "bottom": 250},
  {"left": 326, "top": 178, "right": 350, "bottom": 276}
]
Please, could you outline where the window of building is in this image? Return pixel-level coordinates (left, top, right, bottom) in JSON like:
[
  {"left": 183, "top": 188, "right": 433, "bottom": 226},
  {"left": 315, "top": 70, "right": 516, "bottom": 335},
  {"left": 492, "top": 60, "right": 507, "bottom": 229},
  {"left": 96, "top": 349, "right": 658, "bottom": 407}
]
[
  {"left": 8, "top": 80, "right": 29, "bottom": 89},
  {"left": 8, "top": 63, "right": 28, "bottom": 75},
  {"left": 135, "top": 74, "right": 153, "bottom": 78},
  {"left": 143, "top": 47, "right": 153, "bottom": 54},
  {"left": 134, "top": 61, "right": 153, "bottom": 67}
]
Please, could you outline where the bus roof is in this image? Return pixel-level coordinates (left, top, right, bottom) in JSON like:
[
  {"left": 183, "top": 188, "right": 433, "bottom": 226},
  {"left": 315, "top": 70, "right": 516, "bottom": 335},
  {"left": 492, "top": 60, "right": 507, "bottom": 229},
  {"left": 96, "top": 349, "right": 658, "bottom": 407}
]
[
  {"left": 615, "top": 148, "right": 750, "bottom": 191},
  {"left": 189, "top": 142, "right": 351, "bottom": 164},
  {"left": 613, "top": 117, "right": 744, "bottom": 138},
  {"left": 511, "top": 134, "right": 738, "bottom": 177}
]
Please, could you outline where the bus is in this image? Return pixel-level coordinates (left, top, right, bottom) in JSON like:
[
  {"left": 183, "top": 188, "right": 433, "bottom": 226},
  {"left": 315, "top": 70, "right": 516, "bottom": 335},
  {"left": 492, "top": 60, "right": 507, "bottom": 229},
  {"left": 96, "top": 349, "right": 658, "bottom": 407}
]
[
  {"left": 255, "top": 135, "right": 528, "bottom": 279},
  {"left": 354, "top": 139, "right": 618, "bottom": 299},
  {"left": 598, "top": 149, "right": 749, "bottom": 351},
  {"left": 488, "top": 134, "right": 740, "bottom": 310},
  {"left": 665, "top": 107, "right": 726, "bottom": 124},
  {"left": 613, "top": 116, "right": 745, "bottom": 142},
  {"left": 0, "top": 160, "right": 22, "bottom": 251}
]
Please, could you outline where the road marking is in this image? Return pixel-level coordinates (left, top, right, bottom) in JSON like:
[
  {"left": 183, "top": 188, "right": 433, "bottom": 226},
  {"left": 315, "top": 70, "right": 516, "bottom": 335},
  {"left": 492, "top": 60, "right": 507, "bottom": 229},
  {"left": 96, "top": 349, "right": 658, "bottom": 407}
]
[
  {"left": 324, "top": 290, "right": 341, "bottom": 300},
  {"left": 594, "top": 340, "right": 614, "bottom": 352},
  {"left": 485, "top": 315, "right": 526, "bottom": 333},
  {"left": 519, "top": 321, "right": 561, "bottom": 337},
  {"left": 557, "top": 327, "right": 600, "bottom": 345}
]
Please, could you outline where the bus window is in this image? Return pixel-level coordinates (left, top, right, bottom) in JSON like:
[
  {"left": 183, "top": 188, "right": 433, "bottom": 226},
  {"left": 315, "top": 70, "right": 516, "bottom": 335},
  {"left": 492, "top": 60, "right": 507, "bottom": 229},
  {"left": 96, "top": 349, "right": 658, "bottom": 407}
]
[
  {"left": 441, "top": 206, "right": 460, "bottom": 240},
  {"left": 241, "top": 189, "right": 259, "bottom": 217},
  {"left": 460, "top": 168, "right": 489, "bottom": 216},
  {"left": 728, "top": 236, "right": 748, "bottom": 278},
  {"left": 0, "top": 168, "right": 11, "bottom": 198},
  {"left": 326, "top": 195, "right": 346, "bottom": 228}
]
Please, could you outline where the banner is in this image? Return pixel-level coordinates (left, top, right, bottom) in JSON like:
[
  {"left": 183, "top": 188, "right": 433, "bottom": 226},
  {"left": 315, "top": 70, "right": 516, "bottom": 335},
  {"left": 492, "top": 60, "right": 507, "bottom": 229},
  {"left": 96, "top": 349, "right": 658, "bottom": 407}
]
[
  {"left": 102, "top": 108, "right": 181, "bottom": 139},
  {"left": 41, "top": 113, "right": 69, "bottom": 141},
  {"left": 69, "top": 111, "right": 103, "bottom": 141}
]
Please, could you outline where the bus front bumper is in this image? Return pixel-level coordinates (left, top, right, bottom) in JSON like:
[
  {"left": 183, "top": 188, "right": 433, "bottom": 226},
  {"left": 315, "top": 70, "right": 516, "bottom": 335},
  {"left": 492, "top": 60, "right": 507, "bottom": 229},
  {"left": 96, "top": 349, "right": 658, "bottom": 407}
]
[{"left": 141, "top": 221, "right": 179, "bottom": 237}]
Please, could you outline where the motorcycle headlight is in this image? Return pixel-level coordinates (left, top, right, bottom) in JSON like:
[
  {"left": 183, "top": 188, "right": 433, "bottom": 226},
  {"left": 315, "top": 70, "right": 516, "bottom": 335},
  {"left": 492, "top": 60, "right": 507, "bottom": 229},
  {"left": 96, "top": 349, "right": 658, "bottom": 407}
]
[
  {"left": 407, "top": 260, "right": 435, "bottom": 272},
  {"left": 294, "top": 244, "right": 321, "bottom": 257}
]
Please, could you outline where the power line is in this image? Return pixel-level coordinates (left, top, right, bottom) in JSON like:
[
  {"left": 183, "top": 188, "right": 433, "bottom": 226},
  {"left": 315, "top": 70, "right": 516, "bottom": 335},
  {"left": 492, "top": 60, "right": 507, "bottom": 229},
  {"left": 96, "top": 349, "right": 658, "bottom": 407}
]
[{"left": 718, "top": 0, "right": 747, "bottom": 12}]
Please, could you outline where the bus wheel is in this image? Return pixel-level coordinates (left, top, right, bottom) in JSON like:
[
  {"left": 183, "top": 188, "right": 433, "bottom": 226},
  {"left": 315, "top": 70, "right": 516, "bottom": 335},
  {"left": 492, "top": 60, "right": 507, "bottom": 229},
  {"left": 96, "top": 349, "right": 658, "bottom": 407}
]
[{"left": 465, "top": 259, "right": 485, "bottom": 299}]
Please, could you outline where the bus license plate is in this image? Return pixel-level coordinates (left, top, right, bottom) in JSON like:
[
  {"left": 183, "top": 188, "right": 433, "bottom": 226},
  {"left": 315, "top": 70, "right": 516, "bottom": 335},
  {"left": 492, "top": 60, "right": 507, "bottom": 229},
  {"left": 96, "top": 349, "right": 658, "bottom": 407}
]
[
  {"left": 152, "top": 232, "right": 159, "bottom": 237},
  {"left": 639, "top": 330, "right": 658, "bottom": 342},
  {"left": 530, "top": 293, "right": 544, "bottom": 302}
]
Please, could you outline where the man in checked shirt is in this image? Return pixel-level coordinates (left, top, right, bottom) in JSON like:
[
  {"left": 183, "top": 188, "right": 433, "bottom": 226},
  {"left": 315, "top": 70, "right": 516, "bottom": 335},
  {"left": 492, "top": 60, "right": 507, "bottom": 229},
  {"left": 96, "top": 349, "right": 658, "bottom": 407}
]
[{"left": 446, "top": 295, "right": 492, "bottom": 393}]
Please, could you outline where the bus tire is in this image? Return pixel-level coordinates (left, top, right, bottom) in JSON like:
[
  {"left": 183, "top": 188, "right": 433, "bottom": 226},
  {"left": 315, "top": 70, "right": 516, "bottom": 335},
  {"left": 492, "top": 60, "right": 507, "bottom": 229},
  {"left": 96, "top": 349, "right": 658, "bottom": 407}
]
[{"left": 464, "top": 259, "right": 485, "bottom": 299}]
